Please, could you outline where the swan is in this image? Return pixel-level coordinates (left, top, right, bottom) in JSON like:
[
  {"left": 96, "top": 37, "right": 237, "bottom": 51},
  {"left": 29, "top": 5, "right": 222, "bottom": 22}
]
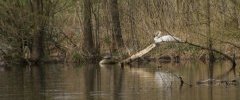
[{"left": 154, "top": 31, "right": 181, "bottom": 43}]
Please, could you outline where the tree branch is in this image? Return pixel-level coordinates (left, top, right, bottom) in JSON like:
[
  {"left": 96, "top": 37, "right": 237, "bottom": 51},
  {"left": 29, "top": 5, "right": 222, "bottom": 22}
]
[{"left": 181, "top": 41, "right": 236, "bottom": 67}]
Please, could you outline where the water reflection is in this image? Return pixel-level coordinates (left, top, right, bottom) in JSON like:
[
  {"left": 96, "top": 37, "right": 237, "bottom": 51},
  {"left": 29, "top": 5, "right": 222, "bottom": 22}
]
[{"left": 0, "top": 61, "right": 239, "bottom": 100}]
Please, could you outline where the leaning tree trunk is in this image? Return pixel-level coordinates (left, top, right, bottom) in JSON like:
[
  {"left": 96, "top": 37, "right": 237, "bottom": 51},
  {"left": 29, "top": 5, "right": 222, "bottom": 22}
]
[
  {"left": 121, "top": 43, "right": 156, "bottom": 64},
  {"left": 82, "top": 0, "right": 95, "bottom": 58},
  {"left": 110, "top": 0, "right": 124, "bottom": 50}
]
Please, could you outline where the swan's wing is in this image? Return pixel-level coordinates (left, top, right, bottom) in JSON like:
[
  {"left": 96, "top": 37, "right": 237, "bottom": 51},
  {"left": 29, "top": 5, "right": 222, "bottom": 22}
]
[
  {"left": 154, "top": 37, "right": 162, "bottom": 43},
  {"left": 154, "top": 35, "right": 181, "bottom": 43},
  {"left": 160, "top": 35, "right": 175, "bottom": 41},
  {"left": 161, "top": 35, "right": 181, "bottom": 42}
]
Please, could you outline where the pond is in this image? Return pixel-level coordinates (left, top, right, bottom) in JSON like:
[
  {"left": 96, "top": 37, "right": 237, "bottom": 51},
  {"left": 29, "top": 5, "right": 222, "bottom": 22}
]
[{"left": 0, "top": 61, "right": 239, "bottom": 100}]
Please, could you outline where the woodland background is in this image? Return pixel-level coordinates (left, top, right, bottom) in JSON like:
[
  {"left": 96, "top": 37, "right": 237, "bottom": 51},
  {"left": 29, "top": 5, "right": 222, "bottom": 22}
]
[{"left": 0, "top": 0, "right": 240, "bottom": 64}]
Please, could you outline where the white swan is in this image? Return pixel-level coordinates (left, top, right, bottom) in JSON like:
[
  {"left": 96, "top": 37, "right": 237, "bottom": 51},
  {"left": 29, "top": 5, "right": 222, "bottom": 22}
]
[{"left": 154, "top": 31, "right": 181, "bottom": 43}]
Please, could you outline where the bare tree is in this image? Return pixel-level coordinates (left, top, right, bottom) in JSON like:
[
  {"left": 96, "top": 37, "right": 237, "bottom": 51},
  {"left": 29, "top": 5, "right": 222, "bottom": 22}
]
[
  {"left": 92, "top": 0, "right": 101, "bottom": 57},
  {"left": 110, "top": 0, "right": 124, "bottom": 51},
  {"left": 30, "top": 0, "right": 47, "bottom": 63},
  {"left": 82, "top": 0, "right": 95, "bottom": 58},
  {"left": 206, "top": 0, "right": 215, "bottom": 62}
]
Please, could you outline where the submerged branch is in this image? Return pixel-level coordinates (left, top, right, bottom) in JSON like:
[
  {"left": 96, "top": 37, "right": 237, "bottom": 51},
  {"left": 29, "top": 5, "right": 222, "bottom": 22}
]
[{"left": 170, "top": 72, "right": 192, "bottom": 87}]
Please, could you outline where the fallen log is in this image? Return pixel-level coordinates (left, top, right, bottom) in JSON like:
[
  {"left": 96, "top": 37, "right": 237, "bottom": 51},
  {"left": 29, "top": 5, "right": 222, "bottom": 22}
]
[{"left": 121, "top": 43, "right": 157, "bottom": 64}]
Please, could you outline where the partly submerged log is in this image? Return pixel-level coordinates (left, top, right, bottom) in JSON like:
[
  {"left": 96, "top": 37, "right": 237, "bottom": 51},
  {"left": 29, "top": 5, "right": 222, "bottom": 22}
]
[
  {"left": 121, "top": 43, "right": 157, "bottom": 64},
  {"left": 99, "top": 43, "right": 158, "bottom": 65},
  {"left": 99, "top": 58, "right": 118, "bottom": 64}
]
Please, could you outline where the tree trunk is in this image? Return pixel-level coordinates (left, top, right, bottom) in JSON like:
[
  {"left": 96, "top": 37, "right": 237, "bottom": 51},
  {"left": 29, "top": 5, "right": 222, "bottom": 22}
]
[
  {"left": 121, "top": 43, "right": 156, "bottom": 64},
  {"left": 83, "top": 0, "right": 94, "bottom": 58},
  {"left": 30, "top": 0, "right": 45, "bottom": 63},
  {"left": 110, "top": 0, "right": 124, "bottom": 50},
  {"left": 207, "top": 0, "right": 215, "bottom": 62},
  {"left": 92, "top": 0, "right": 101, "bottom": 56},
  {"left": 31, "top": 27, "right": 45, "bottom": 63}
]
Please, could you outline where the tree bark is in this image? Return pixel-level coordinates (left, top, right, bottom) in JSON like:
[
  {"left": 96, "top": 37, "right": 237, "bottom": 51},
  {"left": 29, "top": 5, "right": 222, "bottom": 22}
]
[
  {"left": 31, "top": 27, "right": 45, "bottom": 63},
  {"left": 110, "top": 0, "right": 124, "bottom": 50},
  {"left": 92, "top": 0, "right": 101, "bottom": 56},
  {"left": 207, "top": 0, "right": 215, "bottom": 62},
  {"left": 121, "top": 43, "right": 156, "bottom": 64},
  {"left": 83, "top": 0, "right": 94, "bottom": 58},
  {"left": 30, "top": 0, "right": 45, "bottom": 63}
]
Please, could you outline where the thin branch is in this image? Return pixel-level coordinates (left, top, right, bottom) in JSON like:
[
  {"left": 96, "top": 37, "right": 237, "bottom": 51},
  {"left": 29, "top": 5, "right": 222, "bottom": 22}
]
[
  {"left": 194, "top": 31, "right": 240, "bottom": 50},
  {"left": 169, "top": 72, "right": 192, "bottom": 87},
  {"left": 60, "top": 31, "right": 77, "bottom": 47},
  {"left": 0, "top": 49, "right": 7, "bottom": 56},
  {"left": 182, "top": 41, "right": 236, "bottom": 67}
]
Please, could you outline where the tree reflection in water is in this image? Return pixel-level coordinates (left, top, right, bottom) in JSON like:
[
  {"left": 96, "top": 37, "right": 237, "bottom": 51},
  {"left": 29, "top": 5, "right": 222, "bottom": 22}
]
[{"left": 0, "top": 61, "right": 239, "bottom": 100}]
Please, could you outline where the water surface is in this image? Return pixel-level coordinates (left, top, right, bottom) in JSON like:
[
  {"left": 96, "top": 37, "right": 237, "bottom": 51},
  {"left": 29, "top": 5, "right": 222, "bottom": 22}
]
[{"left": 0, "top": 61, "right": 239, "bottom": 100}]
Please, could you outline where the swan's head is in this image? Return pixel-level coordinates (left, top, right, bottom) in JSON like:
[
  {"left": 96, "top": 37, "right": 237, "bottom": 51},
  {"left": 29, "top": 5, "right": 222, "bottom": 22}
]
[{"left": 154, "top": 31, "right": 162, "bottom": 38}]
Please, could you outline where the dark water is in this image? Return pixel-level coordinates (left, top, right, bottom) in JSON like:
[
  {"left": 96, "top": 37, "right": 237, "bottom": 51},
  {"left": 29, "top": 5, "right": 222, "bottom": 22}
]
[{"left": 0, "top": 61, "right": 240, "bottom": 100}]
